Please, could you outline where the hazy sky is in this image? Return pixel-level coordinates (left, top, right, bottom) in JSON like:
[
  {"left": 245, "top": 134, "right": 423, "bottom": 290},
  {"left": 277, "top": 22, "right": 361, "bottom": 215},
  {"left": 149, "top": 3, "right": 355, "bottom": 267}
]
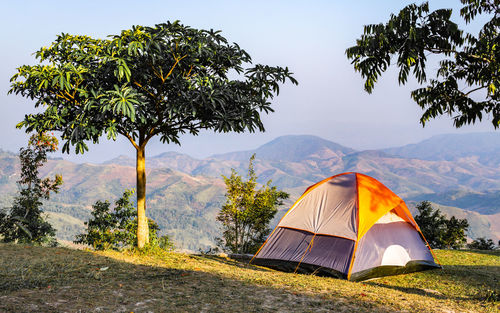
[{"left": 0, "top": 0, "right": 495, "bottom": 163}]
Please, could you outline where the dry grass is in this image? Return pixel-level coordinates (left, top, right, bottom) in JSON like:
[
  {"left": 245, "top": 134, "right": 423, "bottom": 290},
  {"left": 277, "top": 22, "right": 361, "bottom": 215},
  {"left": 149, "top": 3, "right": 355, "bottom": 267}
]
[{"left": 0, "top": 244, "right": 498, "bottom": 312}]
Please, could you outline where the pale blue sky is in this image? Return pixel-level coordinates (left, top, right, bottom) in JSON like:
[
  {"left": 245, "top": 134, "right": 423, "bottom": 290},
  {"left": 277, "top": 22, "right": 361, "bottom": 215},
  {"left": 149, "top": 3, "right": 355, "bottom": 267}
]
[{"left": 0, "top": 1, "right": 495, "bottom": 162}]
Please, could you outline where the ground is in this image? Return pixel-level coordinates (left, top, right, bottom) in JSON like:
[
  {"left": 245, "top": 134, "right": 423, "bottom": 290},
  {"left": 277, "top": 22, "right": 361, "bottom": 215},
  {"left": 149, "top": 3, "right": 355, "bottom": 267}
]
[{"left": 0, "top": 244, "right": 498, "bottom": 312}]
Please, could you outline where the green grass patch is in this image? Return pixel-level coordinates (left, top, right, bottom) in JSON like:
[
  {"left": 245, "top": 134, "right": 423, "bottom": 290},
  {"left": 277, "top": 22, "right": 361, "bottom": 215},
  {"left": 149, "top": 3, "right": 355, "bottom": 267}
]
[{"left": 0, "top": 244, "right": 498, "bottom": 312}]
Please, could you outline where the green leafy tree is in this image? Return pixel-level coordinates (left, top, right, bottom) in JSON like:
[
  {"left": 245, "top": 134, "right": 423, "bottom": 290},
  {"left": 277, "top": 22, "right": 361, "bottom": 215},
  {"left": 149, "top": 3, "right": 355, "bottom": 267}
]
[
  {"left": 216, "top": 154, "right": 289, "bottom": 254},
  {"left": 414, "top": 201, "right": 469, "bottom": 249},
  {"left": 75, "top": 189, "right": 173, "bottom": 251},
  {"left": 442, "top": 215, "right": 469, "bottom": 249},
  {"left": 9, "top": 21, "right": 298, "bottom": 248},
  {"left": 346, "top": 1, "right": 499, "bottom": 128},
  {"left": 414, "top": 201, "right": 446, "bottom": 248},
  {"left": 468, "top": 237, "right": 496, "bottom": 250},
  {"left": 0, "top": 133, "right": 62, "bottom": 245}
]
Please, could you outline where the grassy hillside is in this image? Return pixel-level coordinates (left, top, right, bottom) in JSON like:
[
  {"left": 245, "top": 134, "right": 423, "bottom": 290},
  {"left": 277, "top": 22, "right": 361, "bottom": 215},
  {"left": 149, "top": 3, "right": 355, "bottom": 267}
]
[{"left": 0, "top": 244, "right": 498, "bottom": 312}]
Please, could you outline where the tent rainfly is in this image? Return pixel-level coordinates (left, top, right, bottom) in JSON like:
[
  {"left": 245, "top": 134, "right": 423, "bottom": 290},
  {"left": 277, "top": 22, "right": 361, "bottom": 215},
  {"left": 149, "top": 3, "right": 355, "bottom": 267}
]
[{"left": 250, "top": 172, "right": 441, "bottom": 281}]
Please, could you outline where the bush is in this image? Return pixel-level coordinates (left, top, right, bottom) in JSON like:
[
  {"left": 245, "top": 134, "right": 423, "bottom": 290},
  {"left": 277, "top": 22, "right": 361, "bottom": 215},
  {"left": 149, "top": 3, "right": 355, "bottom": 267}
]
[
  {"left": 0, "top": 133, "right": 62, "bottom": 246},
  {"left": 468, "top": 237, "right": 496, "bottom": 250},
  {"left": 414, "top": 201, "right": 469, "bottom": 249},
  {"left": 75, "top": 189, "right": 174, "bottom": 251},
  {"left": 216, "top": 154, "right": 289, "bottom": 254}
]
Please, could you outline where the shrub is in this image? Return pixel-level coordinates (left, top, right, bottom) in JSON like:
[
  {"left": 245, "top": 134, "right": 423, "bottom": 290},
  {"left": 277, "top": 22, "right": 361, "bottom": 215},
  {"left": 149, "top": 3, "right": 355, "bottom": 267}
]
[
  {"left": 468, "top": 237, "right": 496, "bottom": 250},
  {"left": 414, "top": 201, "right": 469, "bottom": 249},
  {"left": 75, "top": 189, "right": 174, "bottom": 251},
  {"left": 0, "top": 133, "right": 62, "bottom": 246},
  {"left": 216, "top": 154, "right": 289, "bottom": 254}
]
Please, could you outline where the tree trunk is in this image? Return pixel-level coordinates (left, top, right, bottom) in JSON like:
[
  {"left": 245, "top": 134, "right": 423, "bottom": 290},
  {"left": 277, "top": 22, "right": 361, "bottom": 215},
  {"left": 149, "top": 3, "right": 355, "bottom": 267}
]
[
  {"left": 136, "top": 146, "right": 149, "bottom": 248},
  {"left": 235, "top": 215, "right": 239, "bottom": 254}
]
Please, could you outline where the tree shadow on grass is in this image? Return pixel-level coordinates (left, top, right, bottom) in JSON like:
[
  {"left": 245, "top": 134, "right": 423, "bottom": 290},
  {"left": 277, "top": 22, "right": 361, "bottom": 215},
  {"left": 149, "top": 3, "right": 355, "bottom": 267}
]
[
  {"left": 365, "top": 282, "right": 448, "bottom": 300},
  {"left": 0, "top": 244, "right": 397, "bottom": 313},
  {"left": 190, "top": 254, "right": 274, "bottom": 273}
]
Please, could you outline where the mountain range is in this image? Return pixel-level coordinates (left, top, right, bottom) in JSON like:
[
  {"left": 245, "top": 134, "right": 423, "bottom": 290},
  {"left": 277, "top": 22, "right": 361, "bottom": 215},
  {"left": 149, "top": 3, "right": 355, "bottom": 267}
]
[{"left": 1, "top": 132, "right": 499, "bottom": 250}]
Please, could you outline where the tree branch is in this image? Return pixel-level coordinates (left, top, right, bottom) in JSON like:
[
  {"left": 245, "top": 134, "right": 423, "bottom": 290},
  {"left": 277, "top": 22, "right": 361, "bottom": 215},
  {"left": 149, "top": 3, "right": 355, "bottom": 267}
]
[
  {"left": 117, "top": 128, "right": 139, "bottom": 150},
  {"left": 427, "top": 48, "right": 492, "bottom": 63},
  {"left": 133, "top": 81, "right": 157, "bottom": 100},
  {"left": 465, "top": 85, "right": 487, "bottom": 96},
  {"left": 166, "top": 54, "right": 187, "bottom": 80}
]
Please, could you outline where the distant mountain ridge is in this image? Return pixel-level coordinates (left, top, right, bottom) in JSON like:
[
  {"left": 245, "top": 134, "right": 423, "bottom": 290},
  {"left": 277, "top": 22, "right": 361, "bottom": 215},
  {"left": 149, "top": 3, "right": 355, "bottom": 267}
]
[
  {"left": 211, "top": 135, "right": 356, "bottom": 162},
  {"left": 384, "top": 132, "right": 500, "bottom": 166},
  {"left": 100, "top": 132, "right": 500, "bottom": 213},
  {"left": 1, "top": 132, "right": 500, "bottom": 250}
]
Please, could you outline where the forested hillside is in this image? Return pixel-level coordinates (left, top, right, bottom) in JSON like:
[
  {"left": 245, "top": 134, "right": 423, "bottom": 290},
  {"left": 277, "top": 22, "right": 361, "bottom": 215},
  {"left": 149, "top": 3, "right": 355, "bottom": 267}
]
[{"left": 1, "top": 133, "right": 499, "bottom": 250}]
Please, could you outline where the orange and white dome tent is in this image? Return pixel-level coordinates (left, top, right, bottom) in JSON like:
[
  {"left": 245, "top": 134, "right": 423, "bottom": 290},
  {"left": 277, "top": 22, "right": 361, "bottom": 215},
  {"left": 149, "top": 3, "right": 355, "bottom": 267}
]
[{"left": 251, "top": 172, "right": 441, "bottom": 281}]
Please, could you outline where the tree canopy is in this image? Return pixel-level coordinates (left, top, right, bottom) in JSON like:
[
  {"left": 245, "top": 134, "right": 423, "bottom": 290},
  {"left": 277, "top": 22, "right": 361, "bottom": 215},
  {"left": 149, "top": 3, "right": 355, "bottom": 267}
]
[
  {"left": 346, "top": 0, "right": 499, "bottom": 128},
  {"left": 10, "top": 21, "right": 297, "bottom": 248},
  {"left": 10, "top": 21, "right": 297, "bottom": 153}
]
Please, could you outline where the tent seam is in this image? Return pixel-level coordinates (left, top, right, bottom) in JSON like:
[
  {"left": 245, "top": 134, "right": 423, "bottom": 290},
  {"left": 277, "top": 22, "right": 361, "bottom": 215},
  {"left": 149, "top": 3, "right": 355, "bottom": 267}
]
[
  {"left": 347, "top": 173, "right": 360, "bottom": 280},
  {"left": 293, "top": 233, "right": 317, "bottom": 273},
  {"left": 279, "top": 226, "right": 356, "bottom": 241}
]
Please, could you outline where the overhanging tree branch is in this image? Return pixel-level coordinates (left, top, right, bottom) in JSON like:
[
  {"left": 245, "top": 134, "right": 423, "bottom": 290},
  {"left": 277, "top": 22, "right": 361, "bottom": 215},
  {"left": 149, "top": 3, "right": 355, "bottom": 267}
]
[{"left": 346, "top": 0, "right": 499, "bottom": 128}]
